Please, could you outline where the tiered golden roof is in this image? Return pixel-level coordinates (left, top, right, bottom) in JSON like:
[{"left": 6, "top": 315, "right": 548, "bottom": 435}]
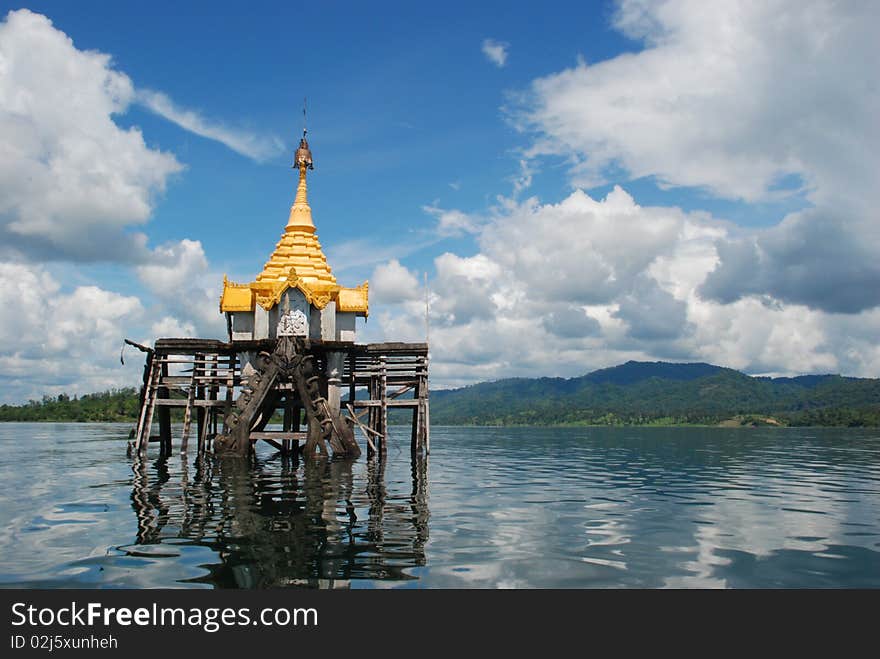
[{"left": 220, "top": 134, "right": 369, "bottom": 316}]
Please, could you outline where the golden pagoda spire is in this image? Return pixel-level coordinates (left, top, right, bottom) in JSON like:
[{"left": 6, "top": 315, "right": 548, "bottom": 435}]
[
  {"left": 252, "top": 128, "right": 336, "bottom": 291},
  {"left": 286, "top": 129, "right": 315, "bottom": 233},
  {"left": 219, "top": 116, "right": 368, "bottom": 317}
]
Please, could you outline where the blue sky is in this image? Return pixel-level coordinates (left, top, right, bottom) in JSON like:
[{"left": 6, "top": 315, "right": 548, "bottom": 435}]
[
  {"left": 1, "top": 1, "right": 878, "bottom": 402},
  {"left": 17, "top": 1, "right": 636, "bottom": 280}
]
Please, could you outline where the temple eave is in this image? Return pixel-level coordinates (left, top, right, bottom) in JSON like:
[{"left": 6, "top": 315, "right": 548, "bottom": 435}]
[{"left": 219, "top": 275, "right": 368, "bottom": 315}]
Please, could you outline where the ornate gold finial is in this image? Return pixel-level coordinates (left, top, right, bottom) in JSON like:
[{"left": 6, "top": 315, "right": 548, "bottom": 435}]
[
  {"left": 294, "top": 98, "right": 313, "bottom": 171},
  {"left": 287, "top": 111, "right": 316, "bottom": 232},
  {"left": 294, "top": 133, "right": 313, "bottom": 171}
]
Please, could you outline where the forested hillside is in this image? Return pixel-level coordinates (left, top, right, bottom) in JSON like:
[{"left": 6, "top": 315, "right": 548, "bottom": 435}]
[
  {"left": 429, "top": 361, "right": 880, "bottom": 426},
  {"left": 0, "top": 389, "right": 140, "bottom": 422}
]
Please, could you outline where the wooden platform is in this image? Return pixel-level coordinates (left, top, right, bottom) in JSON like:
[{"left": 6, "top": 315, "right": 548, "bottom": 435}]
[{"left": 132, "top": 338, "right": 429, "bottom": 459}]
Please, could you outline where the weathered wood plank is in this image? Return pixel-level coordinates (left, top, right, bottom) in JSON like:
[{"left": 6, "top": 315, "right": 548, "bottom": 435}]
[
  {"left": 154, "top": 338, "right": 231, "bottom": 352},
  {"left": 379, "top": 356, "right": 388, "bottom": 454},
  {"left": 180, "top": 353, "right": 200, "bottom": 453},
  {"left": 250, "top": 432, "right": 308, "bottom": 441},
  {"left": 157, "top": 361, "right": 172, "bottom": 454},
  {"left": 135, "top": 354, "right": 160, "bottom": 454},
  {"left": 346, "top": 403, "right": 378, "bottom": 452},
  {"left": 350, "top": 399, "right": 419, "bottom": 408},
  {"left": 153, "top": 399, "right": 228, "bottom": 407},
  {"left": 411, "top": 367, "right": 422, "bottom": 454}
]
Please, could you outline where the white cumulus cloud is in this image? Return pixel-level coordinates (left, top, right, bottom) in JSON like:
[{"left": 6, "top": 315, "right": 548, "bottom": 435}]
[
  {"left": 517, "top": 0, "right": 880, "bottom": 203},
  {"left": 372, "top": 187, "right": 880, "bottom": 387},
  {"left": 482, "top": 38, "right": 509, "bottom": 67},
  {"left": 136, "top": 239, "right": 225, "bottom": 338},
  {"left": 0, "top": 261, "right": 145, "bottom": 402},
  {"left": 511, "top": 0, "right": 880, "bottom": 314},
  {"left": 0, "top": 9, "right": 283, "bottom": 264},
  {"left": 0, "top": 9, "right": 182, "bottom": 261},
  {"left": 371, "top": 259, "right": 422, "bottom": 306}
]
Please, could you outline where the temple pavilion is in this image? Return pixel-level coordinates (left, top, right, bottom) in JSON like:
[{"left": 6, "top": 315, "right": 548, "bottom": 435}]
[
  {"left": 219, "top": 133, "right": 368, "bottom": 345},
  {"left": 130, "top": 131, "right": 429, "bottom": 460}
]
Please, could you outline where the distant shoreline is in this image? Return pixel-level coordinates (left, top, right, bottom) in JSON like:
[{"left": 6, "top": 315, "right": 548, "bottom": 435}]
[
  {"left": 4, "top": 359, "right": 880, "bottom": 428},
  {"left": 1, "top": 419, "right": 877, "bottom": 429}
]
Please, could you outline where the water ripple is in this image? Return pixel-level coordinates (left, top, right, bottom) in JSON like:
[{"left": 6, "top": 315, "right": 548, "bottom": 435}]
[{"left": 0, "top": 424, "right": 878, "bottom": 587}]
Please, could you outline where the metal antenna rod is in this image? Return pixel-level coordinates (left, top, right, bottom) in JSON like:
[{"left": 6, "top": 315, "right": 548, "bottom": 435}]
[
  {"left": 424, "top": 271, "right": 430, "bottom": 346},
  {"left": 303, "top": 96, "right": 307, "bottom": 136}
]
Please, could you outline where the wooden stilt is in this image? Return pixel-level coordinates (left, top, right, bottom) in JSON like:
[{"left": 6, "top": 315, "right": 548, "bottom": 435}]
[
  {"left": 348, "top": 353, "right": 356, "bottom": 408},
  {"left": 291, "top": 404, "right": 301, "bottom": 459},
  {"left": 223, "top": 353, "right": 235, "bottom": 432},
  {"left": 282, "top": 395, "right": 292, "bottom": 456},
  {"left": 196, "top": 356, "right": 206, "bottom": 453},
  {"left": 347, "top": 403, "right": 378, "bottom": 453},
  {"left": 411, "top": 367, "right": 422, "bottom": 455},
  {"left": 369, "top": 362, "right": 379, "bottom": 452},
  {"left": 209, "top": 355, "right": 218, "bottom": 441},
  {"left": 419, "top": 355, "right": 430, "bottom": 454},
  {"left": 303, "top": 416, "right": 322, "bottom": 457},
  {"left": 379, "top": 356, "right": 388, "bottom": 454},
  {"left": 181, "top": 352, "right": 201, "bottom": 454},
  {"left": 158, "top": 360, "right": 172, "bottom": 455},
  {"left": 135, "top": 354, "right": 160, "bottom": 454}
]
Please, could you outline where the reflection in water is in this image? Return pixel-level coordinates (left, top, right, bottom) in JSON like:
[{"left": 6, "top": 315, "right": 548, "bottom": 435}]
[
  {"left": 1, "top": 425, "right": 878, "bottom": 588},
  {"left": 129, "top": 451, "right": 429, "bottom": 588}
]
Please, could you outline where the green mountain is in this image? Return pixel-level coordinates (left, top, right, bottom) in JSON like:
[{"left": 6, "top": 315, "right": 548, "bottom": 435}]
[{"left": 429, "top": 361, "right": 880, "bottom": 427}]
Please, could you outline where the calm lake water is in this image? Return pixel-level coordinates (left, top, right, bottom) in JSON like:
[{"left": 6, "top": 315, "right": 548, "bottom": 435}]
[{"left": 0, "top": 423, "right": 878, "bottom": 588}]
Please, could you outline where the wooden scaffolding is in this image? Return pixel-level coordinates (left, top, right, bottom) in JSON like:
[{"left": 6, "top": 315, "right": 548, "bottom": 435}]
[{"left": 131, "top": 338, "right": 429, "bottom": 459}]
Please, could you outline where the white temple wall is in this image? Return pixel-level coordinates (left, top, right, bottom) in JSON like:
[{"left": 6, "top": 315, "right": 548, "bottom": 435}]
[
  {"left": 321, "top": 301, "right": 336, "bottom": 341},
  {"left": 230, "top": 312, "right": 254, "bottom": 341},
  {"left": 254, "top": 305, "right": 269, "bottom": 340},
  {"left": 227, "top": 291, "right": 359, "bottom": 343},
  {"left": 309, "top": 307, "right": 322, "bottom": 339},
  {"left": 336, "top": 312, "right": 356, "bottom": 342}
]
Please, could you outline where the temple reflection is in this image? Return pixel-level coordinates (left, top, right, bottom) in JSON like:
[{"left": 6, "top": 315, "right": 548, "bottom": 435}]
[{"left": 129, "top": 450, "right": 429, "bottom": 588}]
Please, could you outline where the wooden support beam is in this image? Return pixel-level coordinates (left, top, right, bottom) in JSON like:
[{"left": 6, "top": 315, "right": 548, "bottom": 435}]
[
  {"left": 158, "top": 360, "right": 172, "bottom": 455},
  {"left": 250, "top": 432, "right": 308, "bottom": 441},
  {"left": 135, "top": 354, "right": 160, "bottom": 454},
  {"left": 196, "top": 358, "right": 206, "bottom": 453},
  {"left": 379, "top": 356, "right": 388, "bottom": 455},
  {"left": 281, "top": 396, "right": 294, "bottom": 456},
  {"left": 350, "top": 399, "right": 419, "bottom": 408},
  {"left": 180, "top": 352, "right": 200, "bottom": 453},
  {"left": 422, "top": 355, "right": 430, "bottom": 454},
  {"left": 223, "top": 353, "right": 235, "bottom": 433},
  {"left": 290, "top": 402, "right": 301, "bottom": 458},
  {"left": 154, "top": 375, "right": 241, "bottom": 386},
  {"left": 208, "top": 355, "right": 218, "bottom": 439},
  {"left": 388, "top": 383, "right": 415, "bottom": 399},
  {"left": 348, "top": 353, "right": 356, "bottom": 409},
  {"left": 368, "top": 365, "right": 378, "bottom": 453},
  {"left": 153, "top": 399, "right": 229, "bottom": 407},
  {"left": 346, "top": 403, "right": 378, "bottom": 453},
  {"left": 411, "top": 367, "right": 422, "bottom": 455},
  {"left": 198, "top": 404, "right": 210, "bottom": 454}
]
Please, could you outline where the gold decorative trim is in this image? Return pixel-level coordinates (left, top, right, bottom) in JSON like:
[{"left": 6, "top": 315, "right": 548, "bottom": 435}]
[
  {"left": 336, "top": 281, "right": 370, "bottom": 315},
  {"left": 220, "top": 275, "right": 257, "bottom": 312}
]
